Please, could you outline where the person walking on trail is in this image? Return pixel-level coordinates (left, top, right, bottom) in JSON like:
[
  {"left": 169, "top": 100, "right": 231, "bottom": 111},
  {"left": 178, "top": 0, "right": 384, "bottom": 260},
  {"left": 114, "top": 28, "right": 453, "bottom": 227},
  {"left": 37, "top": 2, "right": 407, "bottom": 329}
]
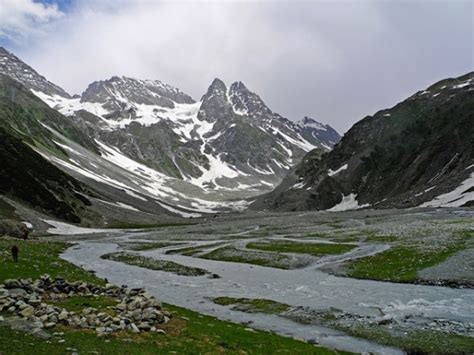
[{"left": 11, "top": 245, "right": 18, "bottom": 262}]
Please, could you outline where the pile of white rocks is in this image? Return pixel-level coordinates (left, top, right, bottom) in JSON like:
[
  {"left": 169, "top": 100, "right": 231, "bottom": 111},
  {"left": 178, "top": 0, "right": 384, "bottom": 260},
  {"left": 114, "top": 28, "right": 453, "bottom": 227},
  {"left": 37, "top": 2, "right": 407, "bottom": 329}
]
[{"left": 0, "top": 275, "right": 171, "bottom": 336}]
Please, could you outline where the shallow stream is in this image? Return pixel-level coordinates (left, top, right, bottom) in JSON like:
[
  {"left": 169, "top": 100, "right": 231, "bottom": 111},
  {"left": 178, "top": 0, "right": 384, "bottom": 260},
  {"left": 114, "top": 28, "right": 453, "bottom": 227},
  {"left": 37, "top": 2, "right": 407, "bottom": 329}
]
[{"left": 61, "top": 230, "right": 474, "bottom": 354}]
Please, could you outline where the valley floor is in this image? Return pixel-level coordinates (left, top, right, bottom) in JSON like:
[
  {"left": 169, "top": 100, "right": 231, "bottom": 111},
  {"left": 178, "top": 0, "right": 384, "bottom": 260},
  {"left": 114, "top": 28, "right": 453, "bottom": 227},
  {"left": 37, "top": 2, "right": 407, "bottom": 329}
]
[
  {"left": 0, "top": 238, "right": 343, "bottom": 354},
  {"left": 2, "top": 207, "right": 474, "bottom": 354}
]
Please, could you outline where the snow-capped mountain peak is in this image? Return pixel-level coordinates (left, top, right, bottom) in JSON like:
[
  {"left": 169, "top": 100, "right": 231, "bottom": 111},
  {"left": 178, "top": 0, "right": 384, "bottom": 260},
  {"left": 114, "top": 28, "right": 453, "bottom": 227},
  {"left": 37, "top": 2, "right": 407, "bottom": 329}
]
[
  {"left": 0, "top": 47, "right": 341, "bottom": 201},
  {"left": 228, "top": 81, "right": 271, "bottom": 117},
  {"left": 298, "top": 116, "right": 328, "bottom": 131},
  {"left": 80, "top": 75, "right": 195, "bottom": 112},
  {"left": 298, "top": 116, "right": 341, "bottom": 149},
  {"left": 203, "top": 78, "right": 227, "bottom": 97}
]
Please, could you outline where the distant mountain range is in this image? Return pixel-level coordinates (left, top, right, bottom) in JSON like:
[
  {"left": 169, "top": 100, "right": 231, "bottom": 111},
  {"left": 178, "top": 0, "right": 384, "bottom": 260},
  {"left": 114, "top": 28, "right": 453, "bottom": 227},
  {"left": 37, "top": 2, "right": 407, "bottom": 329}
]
[
  {"left": 0, "top": 47, "right": 339, "bottom": 186},
  {"left": 0, "top": 46, "right": 340, "bottom": 225},
  {"left": 252, "top": 72, "right": 474, "bottom": 211},
  {"left": 1, "top": 46, "right": 472, "bottom": 227}
]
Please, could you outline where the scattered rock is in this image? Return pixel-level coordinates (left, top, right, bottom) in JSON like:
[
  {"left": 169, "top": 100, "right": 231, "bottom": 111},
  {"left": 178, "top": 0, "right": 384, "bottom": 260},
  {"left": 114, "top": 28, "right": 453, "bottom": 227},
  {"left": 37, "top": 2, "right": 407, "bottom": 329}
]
[
  {"left": 0, "top": 276, "right": 170, "bottom": 336},
  {"left": 377, "top": 317, "right": 393, "bottom": 325},
  {"left": 130, "top": 323, "right": 140, "bottom": 333},
  {"left": 19, "top": 306, "right": 34, "bottom": 318}
]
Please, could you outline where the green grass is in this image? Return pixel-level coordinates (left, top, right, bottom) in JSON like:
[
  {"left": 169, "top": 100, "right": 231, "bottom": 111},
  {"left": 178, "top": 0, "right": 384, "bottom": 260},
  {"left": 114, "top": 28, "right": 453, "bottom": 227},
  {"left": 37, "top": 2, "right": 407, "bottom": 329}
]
[
  {"left": 330, "top": 235, "right": 361, "bottom": 243},
  {"left": 102, "top": 252, "right": 209, "bottom": 276},
  {"left": 347, "top": 243, "right": 466, "bottom": 283},
  {"left": 0, "top": 239, "right": 346, "bottom": 355},
  {"left": 124, "top": 242, "right": 185, "bottom": 251},
  {"left": 0, "top": 303, "right": 346, "bottom": 355},
  {"left": 165, "top": 242, "right": 226, "bottom": 256},
  {"left": 435, "top": 218, "right": 474, "bottom": 225},
  {"left": 181, "top": 247, "right": 207, "bottom": 256},
  {"left": 210, "top": 296, "right": 474, "bottom": 355},
  {"left": 0, "top": 239, "right": 104, "bottom": 285},
  {"left": 165, "top": 245, "right": 204, "bottom": 256},
  {"left": 200, "top": 246, "right": 294, "bottom": 269},
  {"left": 48, "top": 295, "right": 118, "bottom": 313},
  {"left": 341, "top": 325, "right": 474, "bottom": 354},
  {"left": 246, "top": 241, "right": 357, "bottom": 256},
  {"left": 213, "top": 297, "right": 291, "bottom": 314},
  {"left": 347, "top": 230, "right": 474, "bottom": 283},
  {"left": 458, "top": 229, "right": 474, "bottom": 240}
]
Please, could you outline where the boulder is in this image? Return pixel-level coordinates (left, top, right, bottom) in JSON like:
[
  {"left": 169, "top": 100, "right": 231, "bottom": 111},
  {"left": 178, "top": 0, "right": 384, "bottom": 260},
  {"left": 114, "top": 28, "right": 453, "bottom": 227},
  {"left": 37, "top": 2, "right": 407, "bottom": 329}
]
[
  {"left": 20, "top": 305, "right": 35, "bottom": 318},
  {"left": 58, "top": 311, "right": 69, "bottom": 321},
  {"left": 0, "top": 219, "right": 29, "bottom": 239},
  {"left": 138, "top": 322, "right": 151, "bottom": 331},
  {"left": 130, "top": 323, "right": 140, "bottom": 333}
]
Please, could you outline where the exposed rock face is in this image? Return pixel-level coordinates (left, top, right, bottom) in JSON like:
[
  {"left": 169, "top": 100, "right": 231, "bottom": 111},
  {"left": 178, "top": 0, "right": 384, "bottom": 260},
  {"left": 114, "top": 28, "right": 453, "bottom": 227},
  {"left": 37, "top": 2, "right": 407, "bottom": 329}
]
[
  {"left": 81, "top": 76, "right": 195, "bottom": 112},
  {"left": 0, "top": 47, "right": 337, "bottom": 186},
  {"left": 0, "top": 47, "right": 70, "bottom": 98},
  {"left": 0, "top": 46, "right": 341, "bottom": 219},
  {"left": 73, "top": 76, "right": 333, "bottom": 188},
  {"left": 0, "top": 276, "right": 171, "bottom": 336},
  {"left": 297, "top": 117, "right": 341, "bottom": 149},
  {"left": 0, "top": 220, "right": 29, "bottom": 239},
  {"left": 0, "top": 46, "right": 341, "bottom": 194},
  {"left": 198, "top": 78, "right": 232, "bottom": 122},
  {"left": 38, "top": 75, "right": 338, "bottom": 189},
  {"left": 253, "top": 72, "right": 474, "bottom": 211}
]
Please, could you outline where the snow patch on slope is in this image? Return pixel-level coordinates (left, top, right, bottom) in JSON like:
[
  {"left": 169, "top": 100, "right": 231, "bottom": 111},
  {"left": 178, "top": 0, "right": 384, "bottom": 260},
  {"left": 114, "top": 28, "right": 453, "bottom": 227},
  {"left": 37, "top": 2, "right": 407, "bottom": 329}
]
[
  {"left": 157, "top": 202, "right": 202, "bottom": 218},
  {"left": 420, "top": 173, "right": 474, "bottom": 208},
  {"left": 43, "top": 219, "right": 119, "bottom": 235},
  {"left": 328, "top": 193, "right": 370, "bottom": 212},
  {"left": 272, "top": 128, "right": 317, "bottom": 152},
  {"left": 328, "top": 164, "right": 348, "bottom": 177}
]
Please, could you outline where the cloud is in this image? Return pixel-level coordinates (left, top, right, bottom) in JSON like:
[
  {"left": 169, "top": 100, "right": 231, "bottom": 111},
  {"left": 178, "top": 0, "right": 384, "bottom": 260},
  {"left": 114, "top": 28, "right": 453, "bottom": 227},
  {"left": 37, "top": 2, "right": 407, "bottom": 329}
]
[
  {"left": 8, "top": 0, "right": 474, "bottom": 132},
  {"left": 0, "top": 0, "right": 63, "bottom": 41}
]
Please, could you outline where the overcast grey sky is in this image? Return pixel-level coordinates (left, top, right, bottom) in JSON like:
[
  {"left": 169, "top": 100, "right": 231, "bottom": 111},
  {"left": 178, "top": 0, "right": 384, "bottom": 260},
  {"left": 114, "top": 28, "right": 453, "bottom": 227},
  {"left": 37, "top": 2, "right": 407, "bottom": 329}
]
[{"left": 0, "top": 0, "right": 472, "bottom": 133}]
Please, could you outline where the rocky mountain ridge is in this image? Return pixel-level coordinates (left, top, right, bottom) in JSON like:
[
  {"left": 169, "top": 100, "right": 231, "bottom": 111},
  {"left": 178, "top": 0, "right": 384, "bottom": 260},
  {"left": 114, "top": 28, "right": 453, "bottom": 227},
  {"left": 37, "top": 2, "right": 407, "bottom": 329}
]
[
  {"left": 0, "top": 48, "right": 339, "bottom": 192},
  {"left": 0, "top": 47, "right": 70, "bottom": 98},
  {"left": 253, "top": 72, "right": 474, "bottom": 211},
  {"left": 0, "top": 46, "right": 340, "bottom": 223},
  {"left": 0, "top": 49, "right": 339, "bottom": 191}
]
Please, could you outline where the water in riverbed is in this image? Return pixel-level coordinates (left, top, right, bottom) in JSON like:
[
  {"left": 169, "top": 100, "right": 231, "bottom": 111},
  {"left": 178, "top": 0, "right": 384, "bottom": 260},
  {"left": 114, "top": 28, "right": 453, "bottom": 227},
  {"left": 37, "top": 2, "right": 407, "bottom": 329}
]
[{"left": 61, "top": 229, "right": 474, "bottom": 354}]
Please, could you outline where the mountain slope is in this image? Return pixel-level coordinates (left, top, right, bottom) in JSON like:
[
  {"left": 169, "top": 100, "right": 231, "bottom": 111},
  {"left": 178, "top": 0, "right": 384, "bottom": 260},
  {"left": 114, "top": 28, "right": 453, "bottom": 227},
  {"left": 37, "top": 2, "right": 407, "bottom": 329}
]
[
  {"left": 0, "top": 75, "right": 252, "bottom": 220},
  {"left": 297, "top": 117, "right": 341, "bottom": 149},
  {"left": 0, "top": 47, "right": 70, "bottom": 98},
  {"left": 31, "top": 74, "right": 339, "bottom": 191},
  {"left": 0, "top": 46, "right": 343, "bottom": 221},
  {"left": 0, "top": 126, "right": 97, "bottom": 224},
  {"left": 0, "top": 73, "right": 246, "bottom": 218},
  {"left": 0, "top": 47, "right": 340, "bottom": 195},
  {"left": 0, "top": 74, "right": 99, "bottom": 155},
  {"left": 253, "top": 72, "right": 474, "bottom": 211}
]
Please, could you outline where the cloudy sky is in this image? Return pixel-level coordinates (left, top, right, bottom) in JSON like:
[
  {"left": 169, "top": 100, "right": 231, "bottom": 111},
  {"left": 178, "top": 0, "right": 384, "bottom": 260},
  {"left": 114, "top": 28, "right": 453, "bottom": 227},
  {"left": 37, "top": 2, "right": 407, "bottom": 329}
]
[{"left": 0, "top": 0, "right": 472, "bottom": 133}]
